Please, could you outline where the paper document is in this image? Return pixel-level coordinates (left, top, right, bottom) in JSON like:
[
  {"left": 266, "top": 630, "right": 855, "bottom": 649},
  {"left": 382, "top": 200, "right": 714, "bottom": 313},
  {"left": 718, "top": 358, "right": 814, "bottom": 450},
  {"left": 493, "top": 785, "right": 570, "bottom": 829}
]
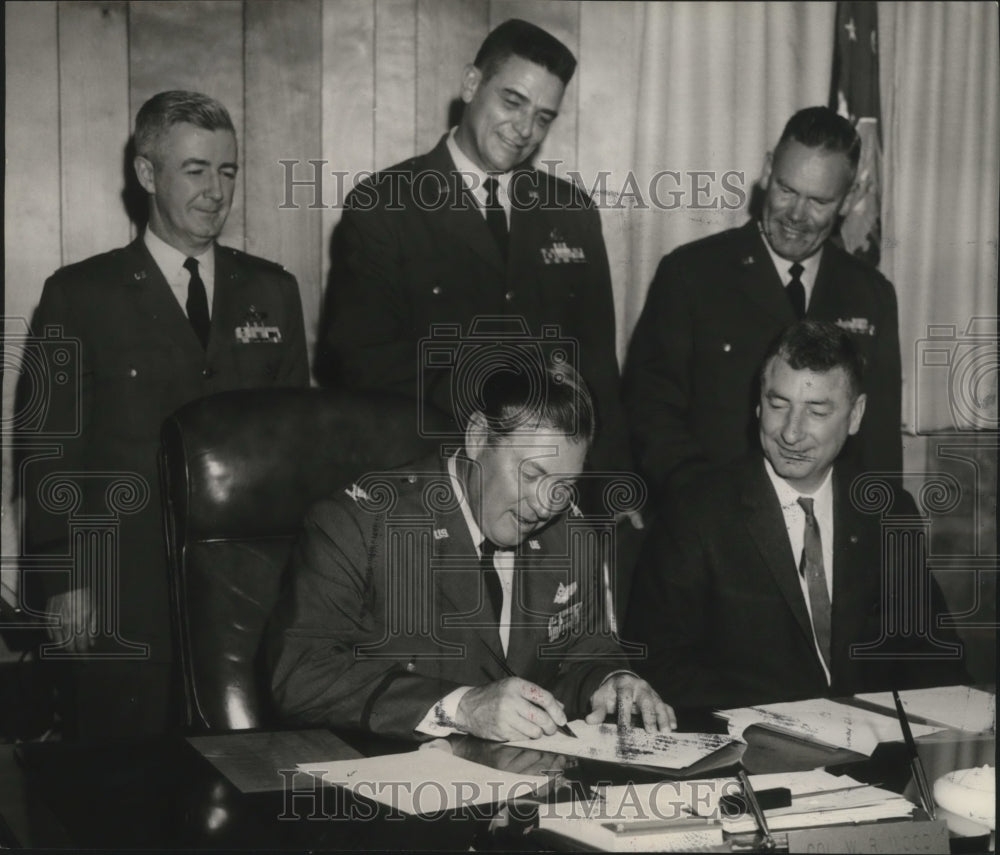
[
  {"left": 719, "top": 697, "right": 943, "bottom": 755},
  {"left": 854, "top": 685, "right": 996, "bottom": 734},
  {"left": 536, "top": 769, "right": 903, "bottom": 849},
  {"left": 506, "top": 721, "right": 736, "bottom": 769},
  {"left": 297, "top": 747, "right": 547, "bottom": 815},
  {"left": 721, "top": 771, "right": 915, "bottom": 833}
]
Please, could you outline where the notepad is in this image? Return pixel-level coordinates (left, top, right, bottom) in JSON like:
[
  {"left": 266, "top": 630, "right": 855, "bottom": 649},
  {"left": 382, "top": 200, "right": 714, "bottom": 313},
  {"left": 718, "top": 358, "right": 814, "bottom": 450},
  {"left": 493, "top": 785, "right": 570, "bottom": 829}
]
[
  {"left": 297, "top": 747, "right": 548, "bottom": 815},
  {"left": 506, "top": 721, "right": 738, "bottom": 770},
  {"left": 719, "top": 698, "right": 944, "bottom": 755},
  {"left": 854, "top": 686, "right": 996, "bottom": 734}
]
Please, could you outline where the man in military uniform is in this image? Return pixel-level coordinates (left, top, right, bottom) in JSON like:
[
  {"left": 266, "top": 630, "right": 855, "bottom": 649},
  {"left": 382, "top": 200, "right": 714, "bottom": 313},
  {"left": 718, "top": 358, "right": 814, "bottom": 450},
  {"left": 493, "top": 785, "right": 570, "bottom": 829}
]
[
  {"left": 20, "top": 90, "right": 309, "bottom": 739},
  {"left": 321, "top": 19, "right": 628, "bottom": 483},
  {"left": 624, "top": 107, "right": 901, "bottom": 502},
  {"left": 267, "top": 361, "right": 672, "bottom": 741}
]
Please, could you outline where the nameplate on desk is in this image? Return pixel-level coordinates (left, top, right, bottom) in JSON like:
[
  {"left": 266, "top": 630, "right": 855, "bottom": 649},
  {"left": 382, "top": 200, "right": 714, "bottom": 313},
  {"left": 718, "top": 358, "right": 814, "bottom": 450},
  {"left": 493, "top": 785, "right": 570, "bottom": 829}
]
[{"left": 787, "top": 820, "right": 949, "bottom": 854}]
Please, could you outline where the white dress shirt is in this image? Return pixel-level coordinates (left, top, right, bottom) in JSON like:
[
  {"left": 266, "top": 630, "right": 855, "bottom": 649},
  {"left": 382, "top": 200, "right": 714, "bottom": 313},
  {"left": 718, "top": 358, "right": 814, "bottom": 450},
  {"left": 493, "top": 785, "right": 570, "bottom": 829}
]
[
  {"left": 445, "top": 128, "right": 512, "bottom": 225},
  {"left": 763, "top": 458, "right": 835, "bottom": 684},
  {"left": 758, "top": 221, "right": 822, "bottom": 311},
  {"left": 143, "top": 228, "right": 215, "bottom": 319}
]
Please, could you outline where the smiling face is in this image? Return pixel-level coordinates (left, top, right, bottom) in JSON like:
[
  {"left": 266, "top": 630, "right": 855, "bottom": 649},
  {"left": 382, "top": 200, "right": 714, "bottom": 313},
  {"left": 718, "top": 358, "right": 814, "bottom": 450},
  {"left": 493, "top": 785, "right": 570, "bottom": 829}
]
[
  {"left": 134, "top": 122, "right": 238, "bottom": 256},
  {"left": 760, "top": 139, "right": 855, "bottom": 263},
  {"left": 454, "top": 54, "right": 565, "bottom": 174},
  {"left": 464, "top": 416, "right": 587, "bottom": 548},
  {"left": 758, "top": 355, "right": 866, "bottom": 494}
]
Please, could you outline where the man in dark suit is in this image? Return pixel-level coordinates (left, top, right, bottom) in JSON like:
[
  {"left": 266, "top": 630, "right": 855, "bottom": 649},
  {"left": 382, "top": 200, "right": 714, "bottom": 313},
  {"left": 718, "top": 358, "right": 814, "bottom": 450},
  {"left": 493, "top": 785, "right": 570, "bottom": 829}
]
[
  {"left": 626, "top": 322, "right": 965, "bottom": 711},
  {"left": 623, "top": 107, "right": 902, "bottom": 501},
  {"left": 322, "top": 19, "right": 627, "bottom": 483},
  {"left": 20, "top": 90, "right": 309, "bottom": 739},
  {"left": 267, "top": 360, "right": 673, "bottom": 741}
]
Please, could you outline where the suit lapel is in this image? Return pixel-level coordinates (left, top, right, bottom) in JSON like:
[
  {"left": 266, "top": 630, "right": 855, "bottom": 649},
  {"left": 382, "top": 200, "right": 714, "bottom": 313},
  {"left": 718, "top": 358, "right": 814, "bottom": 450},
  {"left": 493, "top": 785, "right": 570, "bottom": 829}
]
[
  {"left": 422, "top": 136, "right": 506, "bottom": 276},
  {"left": 736, "top": 222, "right": 799, "bottom": 325},
  {"left": 124, "top": 238, "right": 204, "bottom": 357},
  {"left": 829, "top": 468, "right": 869, "bottom": 673},
  {"left": 741, "top": 458, "right": 816, "bottom": 648}
]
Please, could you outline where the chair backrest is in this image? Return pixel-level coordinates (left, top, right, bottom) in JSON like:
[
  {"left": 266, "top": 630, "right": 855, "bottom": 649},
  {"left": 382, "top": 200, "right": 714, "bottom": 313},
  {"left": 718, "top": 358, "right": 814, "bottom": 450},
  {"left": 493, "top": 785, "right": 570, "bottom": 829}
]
[{"left": 159, "top": 388, "right": 448, "bottom": 731}]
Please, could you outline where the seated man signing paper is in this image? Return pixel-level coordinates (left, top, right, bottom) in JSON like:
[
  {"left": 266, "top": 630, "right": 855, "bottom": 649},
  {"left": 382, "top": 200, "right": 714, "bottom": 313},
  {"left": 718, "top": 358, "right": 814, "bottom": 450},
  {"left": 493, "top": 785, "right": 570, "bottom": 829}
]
[{"left": 266, "top": 359, "right": 673, "bottom": 740}]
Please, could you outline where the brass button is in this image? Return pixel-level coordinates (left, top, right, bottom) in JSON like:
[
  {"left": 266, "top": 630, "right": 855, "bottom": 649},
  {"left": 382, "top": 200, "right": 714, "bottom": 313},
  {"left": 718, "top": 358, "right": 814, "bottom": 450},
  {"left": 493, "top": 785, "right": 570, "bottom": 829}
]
[
  {"left": 504, "top": 290, "right": 515, "bottom": 301},
  {"left": 407, "top": 474, "right": 417, "bottom": 484},
  {"left": 405, "top": 661, "right": 417, "bottom": 673},
  {"left": 128, "top": 367, "right": 137, "bottom": 378},
  {"left": 431, "top": 285, "right": 442, "bottom": 296},
  {"left": 723, "top": 343, "right": 732, "bottom": 353}
]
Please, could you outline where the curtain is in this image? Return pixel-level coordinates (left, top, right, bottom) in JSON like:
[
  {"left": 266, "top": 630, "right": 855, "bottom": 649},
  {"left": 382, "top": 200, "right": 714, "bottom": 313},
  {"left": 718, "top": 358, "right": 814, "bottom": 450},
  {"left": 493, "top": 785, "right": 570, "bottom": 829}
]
[
  {"left": 605, "top": 1, "right": 837, "bottom": 351},
  {"left": 879, "top": 2, "right": 999, "bottom": 434}
]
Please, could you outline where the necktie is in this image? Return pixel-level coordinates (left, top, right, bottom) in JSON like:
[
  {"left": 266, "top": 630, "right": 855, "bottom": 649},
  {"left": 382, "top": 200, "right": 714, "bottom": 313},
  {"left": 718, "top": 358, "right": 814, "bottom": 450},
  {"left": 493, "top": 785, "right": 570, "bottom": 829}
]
[
  {"left": 786, "top": 262, "right": 806, "bottom": 319},
  {"left": 480, "top": 539, "right": 505, "bottom": 652},
  {"left": 798, "top": 497, "right": 832, "bottom": 671},
  {"left": 183, "top": 257, "right": 211, "bottom": 349},
  {"left": 483, "top": 177, "right": 509, "bottom": 260}
]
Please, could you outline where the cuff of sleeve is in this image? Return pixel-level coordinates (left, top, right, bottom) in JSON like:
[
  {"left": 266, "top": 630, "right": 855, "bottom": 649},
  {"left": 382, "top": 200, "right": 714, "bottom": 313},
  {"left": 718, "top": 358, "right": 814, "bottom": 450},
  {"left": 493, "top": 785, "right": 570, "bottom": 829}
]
[
  {"left": 598, "top": 669, "right": 638, "bottom": 688},
  {"left": 415, "top": 686, "right": 474, "bottom": 737}
]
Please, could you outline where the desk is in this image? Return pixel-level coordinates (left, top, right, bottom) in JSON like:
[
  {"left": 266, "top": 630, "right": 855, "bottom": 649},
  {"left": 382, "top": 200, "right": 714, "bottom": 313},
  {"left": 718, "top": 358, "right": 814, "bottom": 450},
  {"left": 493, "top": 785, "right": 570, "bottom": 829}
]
[{"left": 2, "top": 718, "right": 993, "bottom": 851}]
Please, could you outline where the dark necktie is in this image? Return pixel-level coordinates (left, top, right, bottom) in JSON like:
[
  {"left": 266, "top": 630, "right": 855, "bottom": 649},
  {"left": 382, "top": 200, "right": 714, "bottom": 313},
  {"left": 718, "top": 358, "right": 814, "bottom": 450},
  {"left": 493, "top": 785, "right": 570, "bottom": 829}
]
[
  {"left": 480, "top": 539, "right": 506, "bottom": 653},
  {"left": 786, "top": 262, "right": 806, "bottom": 319},
  {"left": 483, "top": 177, "right": 509, "bottom": 260},
  {"left": 184, "top": 257, "right": 211, "bottom": 349},
  {"left": 798, "top": 497, "right": 832, "bottom": 671}
]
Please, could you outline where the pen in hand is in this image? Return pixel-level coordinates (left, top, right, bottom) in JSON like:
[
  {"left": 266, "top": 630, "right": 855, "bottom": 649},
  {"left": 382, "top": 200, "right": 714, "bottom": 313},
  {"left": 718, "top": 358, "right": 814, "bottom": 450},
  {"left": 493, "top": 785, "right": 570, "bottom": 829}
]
[{"left": 479, "top": 639, "right": 577, "bottom": 738}]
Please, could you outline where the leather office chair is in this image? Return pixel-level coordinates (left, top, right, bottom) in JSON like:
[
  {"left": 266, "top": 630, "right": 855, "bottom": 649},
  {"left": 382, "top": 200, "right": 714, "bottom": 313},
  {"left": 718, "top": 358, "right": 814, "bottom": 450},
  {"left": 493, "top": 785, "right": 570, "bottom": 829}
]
[{"left": 159, "top": 388, "right": 448, "bottom": 732}]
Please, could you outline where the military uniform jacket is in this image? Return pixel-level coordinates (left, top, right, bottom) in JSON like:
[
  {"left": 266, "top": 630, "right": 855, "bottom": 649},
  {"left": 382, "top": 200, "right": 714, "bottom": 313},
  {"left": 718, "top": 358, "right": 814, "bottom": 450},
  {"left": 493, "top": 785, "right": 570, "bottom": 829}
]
[
  {"left": 324, "top": 135, "right": 628, "bottom": 475},
  {"left": 266, "top": 455, "right": 629, "bottom": 739},
  {"left": 623, "top": 221, "right": 902, "bottom": 497},
  {"left": 20, "top": 237, "right": 309, "bottom": 656},
  {"left": 625, "top": 455, "right": 967, "bottom": 710}
]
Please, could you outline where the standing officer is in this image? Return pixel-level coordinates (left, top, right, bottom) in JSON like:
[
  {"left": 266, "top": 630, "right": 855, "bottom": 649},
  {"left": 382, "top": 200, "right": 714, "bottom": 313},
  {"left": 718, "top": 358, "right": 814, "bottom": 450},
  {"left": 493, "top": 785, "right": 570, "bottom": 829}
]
[
  {"left": 322, "top": 19, "right": 629, "bottom": 484},
  {"left": 20, "top": 90, "right": 309, "bottom": 739},
  {"left": 624, "top": 107, "right": 902, "bottom": 501}
]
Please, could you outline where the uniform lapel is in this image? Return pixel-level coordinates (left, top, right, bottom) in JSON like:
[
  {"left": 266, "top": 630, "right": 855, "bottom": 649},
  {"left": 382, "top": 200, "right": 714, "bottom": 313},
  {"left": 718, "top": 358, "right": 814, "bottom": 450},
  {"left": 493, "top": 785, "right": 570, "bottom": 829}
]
[
  {"left": 423, "top": 136, "right": 506, "bottom": 275},
  {"left": 125, "top": 238, "right": 203, "bottom": 357},
  {"left": 505, "top": 531, "right": 560, "bottom": 675},
  {"left": 805, "top": 245, "right": 839, "bottom": 319},
  {"left": 210, "top": 243, "right": 239, "bottom": 360},
  {"left": 741, "top": 458, "right": 817, "bottom": 649},
  {"left": 427, "top": 459, "right": 507, "bottom": 669},
  {"left": 736, "top": 221, "right": 799, "bottom": 325}
]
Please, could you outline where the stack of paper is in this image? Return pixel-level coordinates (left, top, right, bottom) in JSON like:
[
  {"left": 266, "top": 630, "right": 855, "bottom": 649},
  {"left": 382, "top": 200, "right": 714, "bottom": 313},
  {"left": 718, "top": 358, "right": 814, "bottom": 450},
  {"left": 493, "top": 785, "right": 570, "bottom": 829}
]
[
  {"left": 297, "top": 748, "right": 548, "bottom": 815},
  {"left": 537, "top": 784, "right": 724, "bottom": 852},
  {"left": 720, "top": 770, "right": 916, "bottom": 833},
  {"left": 537, "top": 769, "right": 914, "bottom": 850},
  {"left": 718, "top": 698, "right": 943, "bottom": 755},
  {"left": 506, "top": 720, "right": 738, "bottom": 770},
  {"left": 854, "top": 686, "right": 996, "bottom": 734}
]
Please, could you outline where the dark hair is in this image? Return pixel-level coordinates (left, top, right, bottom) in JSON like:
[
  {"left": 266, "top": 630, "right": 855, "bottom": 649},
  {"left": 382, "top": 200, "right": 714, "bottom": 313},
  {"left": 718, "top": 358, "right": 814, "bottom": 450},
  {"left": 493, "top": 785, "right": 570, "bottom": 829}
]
[
  {"left": 474, "top": 18, "right": 576, "bottom": 85},
  {"left": 777, "top": 106, "right": 861, "bottom": 171},
  {"left": 761, "top": 320, "right": 866, "bottom": 400},
  {"left": 475, "top": 353, "right": 594, "bottom": 445},
  {"left": 134, "top": 90, "right": 235, "bottom": 162}
]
